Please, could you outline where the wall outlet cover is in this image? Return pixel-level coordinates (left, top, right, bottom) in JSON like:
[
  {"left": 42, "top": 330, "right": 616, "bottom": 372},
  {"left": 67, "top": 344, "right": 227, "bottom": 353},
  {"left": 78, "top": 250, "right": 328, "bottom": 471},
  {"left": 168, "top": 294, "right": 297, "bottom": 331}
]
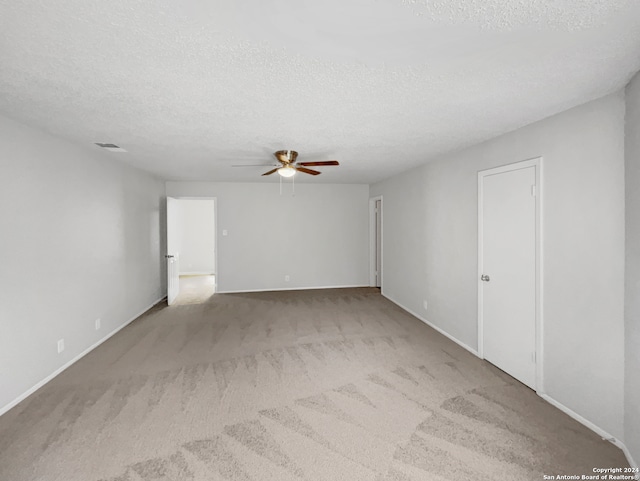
[{"left": 57, "top": 339, "right": 65, "bottom": 353}]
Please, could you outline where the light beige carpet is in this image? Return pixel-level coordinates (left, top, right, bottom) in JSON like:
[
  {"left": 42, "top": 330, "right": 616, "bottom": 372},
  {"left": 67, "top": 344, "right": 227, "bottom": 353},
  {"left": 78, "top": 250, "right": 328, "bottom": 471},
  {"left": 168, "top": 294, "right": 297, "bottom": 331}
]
[{"left": 0, "top": 288, "right": 627, "bottom": 480}]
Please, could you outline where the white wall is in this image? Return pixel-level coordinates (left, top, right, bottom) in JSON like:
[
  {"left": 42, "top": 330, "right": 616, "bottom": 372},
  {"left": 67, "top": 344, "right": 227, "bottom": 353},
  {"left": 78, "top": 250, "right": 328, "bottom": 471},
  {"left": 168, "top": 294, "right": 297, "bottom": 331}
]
[
  {"left": 371, "top": 92, "right": 626, "bottom": 440},
  {"left": 625, "top": 71, "right": 640, "bottom": 467},
  {"left": 176, "top": 199, "right": 216, "bottom": 275},
  {"left": 0, "top": 114, "right": 165, "bottom": 414},
  {"left": 166, "top": 182, "right": 369, "bottom": 293}
]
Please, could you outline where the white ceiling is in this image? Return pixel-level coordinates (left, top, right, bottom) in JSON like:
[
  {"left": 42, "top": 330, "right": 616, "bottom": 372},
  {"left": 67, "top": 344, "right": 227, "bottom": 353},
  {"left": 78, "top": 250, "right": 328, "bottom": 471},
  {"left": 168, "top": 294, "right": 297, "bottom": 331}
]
[{"left": 1, "top": 0, "right": 640, "bottom": 184}]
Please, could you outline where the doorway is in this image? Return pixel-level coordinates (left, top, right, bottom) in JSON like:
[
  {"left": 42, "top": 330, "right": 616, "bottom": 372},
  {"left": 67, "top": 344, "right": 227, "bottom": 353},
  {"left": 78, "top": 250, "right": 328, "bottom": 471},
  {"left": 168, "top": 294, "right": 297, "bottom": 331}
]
[
  {"left": 478, "top": 158, "right": 542, "bottom": 390},
  {"left": 166, "top": 197, "right": 218, "bottom": 305},
  {"left": 369, "top": 196, "right": 383, "bottom": 288}
]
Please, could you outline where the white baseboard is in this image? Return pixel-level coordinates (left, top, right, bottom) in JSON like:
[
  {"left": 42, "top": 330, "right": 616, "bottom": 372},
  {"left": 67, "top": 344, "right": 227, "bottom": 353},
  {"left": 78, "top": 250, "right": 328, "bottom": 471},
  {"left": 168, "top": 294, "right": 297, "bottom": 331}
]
[
  {"left": 217, "top": 284, "right": 369, "bottom": 294},
  {"left": 622, "top": 445, "right": 639, "bottom": 479},
  {"left": 381, "top": 292, "right": 479, "bottom": 357},
  {"left": 179, "top": 272, "right": 214, "bottom": 276},
  {"left": 538, "top": 394, "right": 621, "bottom": 444},
  {"left": 539, "top": 394, "right": 637, "bottom": 474},
  {"left": 0, "top": 296, "right": 165, "bottom": 418}
]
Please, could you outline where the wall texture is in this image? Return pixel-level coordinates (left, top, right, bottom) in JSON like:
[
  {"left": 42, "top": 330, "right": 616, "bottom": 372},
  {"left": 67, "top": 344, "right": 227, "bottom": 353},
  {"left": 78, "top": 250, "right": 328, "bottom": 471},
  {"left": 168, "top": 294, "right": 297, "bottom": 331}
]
[
  {"left": 177, "top": 199, "right": 216, "bottom": 275},
  {"left": 166, "top": 182, "right": 369, "bottom": 293},
  {"left": 625, "top": 72, "right": 640, "bottom": 467},
  {"left": 0, "top": 114, "right": 165, "bottom": 413},
  {"left": 371, "top": 92, "right": 626, "bottom": 441}
]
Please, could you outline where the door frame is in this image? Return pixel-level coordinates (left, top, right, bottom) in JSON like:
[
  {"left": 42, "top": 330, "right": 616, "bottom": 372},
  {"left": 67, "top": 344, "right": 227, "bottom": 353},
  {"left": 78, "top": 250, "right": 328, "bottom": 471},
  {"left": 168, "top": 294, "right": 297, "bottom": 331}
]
[
  {"left": 369, "top": 195, "right": 383, "bottom": 289},
  {"left": 167, "top": 196, "right": 219, "bottom": 292},
  {"left": 477, "top": 157, "right": 544, "bottom": 392},
  {"left": 166, "top": 196, "right": 180, "bottom": 305}
]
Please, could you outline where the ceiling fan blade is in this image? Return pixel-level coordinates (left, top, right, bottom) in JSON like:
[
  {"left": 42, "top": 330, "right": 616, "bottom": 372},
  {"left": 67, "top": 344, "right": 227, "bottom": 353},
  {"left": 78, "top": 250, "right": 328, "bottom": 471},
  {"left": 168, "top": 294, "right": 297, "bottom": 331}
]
[
  {"left": 262, "top": 168, "right": 279, "bottom": 176},
  {"left": 297, "top": 160, "right": 339, "bottom": 166},
  {"left": 296, "top": 167, "right": 321, "bottom": 176}
]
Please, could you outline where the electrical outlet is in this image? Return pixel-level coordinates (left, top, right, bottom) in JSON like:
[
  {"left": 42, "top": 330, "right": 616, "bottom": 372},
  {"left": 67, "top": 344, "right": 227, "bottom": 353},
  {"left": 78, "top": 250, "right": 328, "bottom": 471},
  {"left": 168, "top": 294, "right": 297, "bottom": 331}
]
[
  {"left": 284, "top": 275, "right": 290, "bottom": 282},
  {"left": 95, "top": 318, "right": 101, "bottom": 330},
  {"left": 57, "top": 339, "right": 65, "bottom": 354},
  {"left": 423, "top": 300, "right": 428, "bottom": 311}
]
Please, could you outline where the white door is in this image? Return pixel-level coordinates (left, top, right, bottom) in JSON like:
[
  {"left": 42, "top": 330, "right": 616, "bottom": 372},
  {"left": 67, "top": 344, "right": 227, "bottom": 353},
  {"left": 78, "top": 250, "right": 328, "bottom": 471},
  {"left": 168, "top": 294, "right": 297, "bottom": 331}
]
[
  {"left": 166, "top": 197, "right": 180, "bottom": 305},
  {"left": 479, "top": 163, "right": 537, "bottom": 389},
  {"left": 375, "top": 199, "right": 382, "bottom": 288}
]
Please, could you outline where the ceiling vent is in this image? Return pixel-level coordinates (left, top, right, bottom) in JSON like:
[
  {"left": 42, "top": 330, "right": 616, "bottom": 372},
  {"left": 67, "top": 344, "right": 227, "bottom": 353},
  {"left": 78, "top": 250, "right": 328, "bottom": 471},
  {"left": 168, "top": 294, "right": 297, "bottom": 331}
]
[{"left": 95, "top": 143, "right": 127, "bottom": 152}]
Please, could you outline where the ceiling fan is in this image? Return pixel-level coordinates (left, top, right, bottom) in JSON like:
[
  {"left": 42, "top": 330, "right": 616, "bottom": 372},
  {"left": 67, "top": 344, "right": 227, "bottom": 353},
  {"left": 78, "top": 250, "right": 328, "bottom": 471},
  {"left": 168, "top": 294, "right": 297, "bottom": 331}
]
[{"left": 234, "top": 150, "right": 339, "bottom": 177}]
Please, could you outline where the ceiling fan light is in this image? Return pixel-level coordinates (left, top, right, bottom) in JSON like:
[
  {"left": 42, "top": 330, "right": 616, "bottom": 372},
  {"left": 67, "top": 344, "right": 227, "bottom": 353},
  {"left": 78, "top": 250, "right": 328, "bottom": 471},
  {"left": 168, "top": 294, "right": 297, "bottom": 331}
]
[{"left": 277, "top": 166, "right": 296, "bottom": 177}]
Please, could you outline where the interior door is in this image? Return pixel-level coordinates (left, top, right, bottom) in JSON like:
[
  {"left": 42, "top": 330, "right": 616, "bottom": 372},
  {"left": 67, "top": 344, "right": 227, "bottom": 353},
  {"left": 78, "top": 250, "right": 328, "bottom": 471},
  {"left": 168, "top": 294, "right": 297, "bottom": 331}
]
[
  {"left": 375, "top": 199, "right": 382, "bottom": 288},
  {"left": 480, "top": 165, "right": 537, "bottom": 389},
  {"left": 166, "top": 197, "right": 179, "bottom": 305}
]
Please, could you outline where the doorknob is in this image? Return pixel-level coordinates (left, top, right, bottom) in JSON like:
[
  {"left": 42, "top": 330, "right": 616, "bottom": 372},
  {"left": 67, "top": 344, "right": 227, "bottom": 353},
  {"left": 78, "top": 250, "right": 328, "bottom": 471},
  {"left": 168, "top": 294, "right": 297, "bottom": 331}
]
[{"left": 481, "top": 274, "right": 490, "bottom": 282}]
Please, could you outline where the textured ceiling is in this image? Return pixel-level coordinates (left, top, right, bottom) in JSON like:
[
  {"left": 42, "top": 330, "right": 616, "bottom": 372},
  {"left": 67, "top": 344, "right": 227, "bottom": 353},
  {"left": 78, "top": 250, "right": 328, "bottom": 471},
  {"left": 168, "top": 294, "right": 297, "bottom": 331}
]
[{"left": 1, "top": 0, "right": 640, "bottom": 184}]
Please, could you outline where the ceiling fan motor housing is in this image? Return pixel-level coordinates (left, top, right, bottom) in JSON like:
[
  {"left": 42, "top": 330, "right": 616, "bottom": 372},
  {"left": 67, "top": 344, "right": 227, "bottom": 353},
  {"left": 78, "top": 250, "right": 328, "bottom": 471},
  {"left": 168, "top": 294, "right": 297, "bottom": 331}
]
[{"left": 276, "top": 150, "right": 298, "bottom": 164}]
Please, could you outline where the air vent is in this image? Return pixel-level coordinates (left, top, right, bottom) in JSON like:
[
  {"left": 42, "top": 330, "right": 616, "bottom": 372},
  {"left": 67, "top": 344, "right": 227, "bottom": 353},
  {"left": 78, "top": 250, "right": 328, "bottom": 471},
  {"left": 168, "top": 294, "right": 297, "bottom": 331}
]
[{"left": 95, "top": 143, "right": 127, "bottom": 152}]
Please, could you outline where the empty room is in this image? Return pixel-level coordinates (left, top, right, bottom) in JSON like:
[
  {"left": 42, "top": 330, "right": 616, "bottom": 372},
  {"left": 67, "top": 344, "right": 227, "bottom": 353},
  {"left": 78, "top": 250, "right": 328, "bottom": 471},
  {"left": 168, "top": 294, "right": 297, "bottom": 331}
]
[{"left": 1, "top": 1, "right": 639, "bottom": 480}]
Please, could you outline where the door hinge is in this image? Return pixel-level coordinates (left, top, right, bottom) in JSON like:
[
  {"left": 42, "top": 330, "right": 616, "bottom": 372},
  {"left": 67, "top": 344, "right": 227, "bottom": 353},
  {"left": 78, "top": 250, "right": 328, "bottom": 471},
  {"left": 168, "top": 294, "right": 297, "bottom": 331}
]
[{"left": 531, "top": 185, "right": 537, "bottom": 197}]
